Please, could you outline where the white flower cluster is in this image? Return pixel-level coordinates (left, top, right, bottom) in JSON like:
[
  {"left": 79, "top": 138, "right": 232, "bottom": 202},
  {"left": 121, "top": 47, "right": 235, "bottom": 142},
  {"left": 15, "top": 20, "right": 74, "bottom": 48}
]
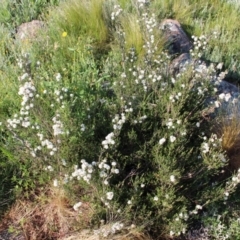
[
  {"left": 153, "top": 196, "right": 158, "bottom": 201},
  {"left": 100, "top": 190, "right": 116, "bottom": 209},
  {"left": 7, "top": 56, "right": 37, "bottom": 130},
  {"left": 133, "top": 67, "right": 162, "bottom": 92},
  {"left": 169, "top": 92, "right": 182, "bottom": 102},
  {"left": 190, "top": 204, "right": 203, "bottom": 215},
  {"left": 52, "top": 114, "right": 64, "bottom": 136},
  {"left": 224, "top": 169, "right": 240, "bottom": 200},
  {"left": 112, "top": 113, "right": 126, "bottom": 130},
  {"left": 124, "top": 104, "right": 133, "bottom": 113},
  {"left": 80, "top": 123, "right": 86, "bottom": 132},
  {"left": 201, "top": 134, "right": 220, "bottom": 154},
  {"left": 18, "top": 81, "right": 36, "bottom": 106},
  {"left": 55, "top": 73, "right": 62, "bottom": 82},
  {"left": 111, "top": 222, "right": 124, "bottom": 234},
  {"left": 106, "top": 191, "right": 114, "bottom": 200},
  {"left": 7, "top": 82, "right": 35, "bottom": 130},
  {"left": 170, "top": 175, "right": 176, "bottom": 182},
  {"left": 19, "top": 72, "right": 29, "bottom": 81},
  {"left": 37, "top": 133, "right": 57, "bottom": 156},
  {"left": 16, "top": 54, "right": 31, "bottom": 70},
  {"left": 41, "top": 139, "right": 54, "bottom": 149},
  {"left": 178, "top": 212, "right": 189, "bottom": 221},
  {"left": 159, "top": 137, "right": 166, "bottom": 145},
  {"left": 71, "top": 159, "right": 94, "bottom": 183},
  {"left": 196, "top": 85, "right": 208, "bottom": 96},
  {"left": 219, "top": 92, "right": 231, "bottom": 102},
  {"left": 94, "top": 222, "right": 124, "bottom": 238},
  {"left": 54, "top": 87, "right": 68, "bottom": 105},
  {"left": 45, "top": 165, "right": 54, "bottom": 172},
  {"left": 127, "top": 48, "right": 137, "bottom": 63},
  {"left": 133, "top": 115, "right": 147, "bottom": 124},
  {"left": 191, "top": 35, "right": 207, "bottom": 58},
  {"left": 166, "top": 118, "right": 175, "bottom": 129},
  {"left": 98, "top": 159, "right": 119, "bottom": 185},
  {"left": 170, "top": 210, "right": 189, "bottom": 237},
  {"left": 134, "top": 69, "right": 147, "bottom": 91},
  {"left": 170, "top": 135, "right": 176, "bottom": 143},
  {"left": 7, "top": 114, "right": 21, "bottom": 129},
  {"left": 111, "top": 4, "right": 122, "bottom": 21},
  {"left": 202, "top": 142, "right": 210, "bottom": 154},
  {"left": 142, "top": 13, "right": 157, "bottom": 55},
  {"left": 231, "top": 170, "right": 240, "bottom": 185},
  {"left": 166, "top": 118, "right": 182, "bottom": 129},
  {"left": 53, "top": 179, "right": 58, "bottom": 187},
  {"left": 102, "top": 132, "right": 115, "bottom": 149}
]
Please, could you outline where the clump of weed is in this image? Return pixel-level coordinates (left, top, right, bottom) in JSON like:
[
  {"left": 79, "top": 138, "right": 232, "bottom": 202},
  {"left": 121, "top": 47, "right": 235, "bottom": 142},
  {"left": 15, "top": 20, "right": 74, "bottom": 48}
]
[
  {"left": 50, "top": 0, "right": 108, "bottom": 44},
  {"left": 2, "top": 186, "right": 89, "bottom": 239},
  {"left": 212, "top": 103, "right": 240, "bottom": 171}
]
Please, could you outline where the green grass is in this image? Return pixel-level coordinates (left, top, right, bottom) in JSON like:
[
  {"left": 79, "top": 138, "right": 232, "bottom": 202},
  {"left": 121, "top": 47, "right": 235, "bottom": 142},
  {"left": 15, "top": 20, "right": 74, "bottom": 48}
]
[
  {"left": 50, "top": 0, "right": 108, "bottom": 43},
  {"left": 152, "top": 0, "right": 240, "bottom": 82}
]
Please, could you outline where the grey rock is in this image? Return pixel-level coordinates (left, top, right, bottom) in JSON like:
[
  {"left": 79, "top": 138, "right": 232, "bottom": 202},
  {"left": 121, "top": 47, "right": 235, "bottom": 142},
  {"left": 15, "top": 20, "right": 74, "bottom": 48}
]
[
  {"left": 160, "top": 19, "right": 193, "bottom": 55},
  {"left": 16, "top": 20, "right": 45, "bottom": 42},
  {"left": 161, "top": 19, "right": 240, "bottom": 117},
  {"left": 169, "top": 53, "right": 191, "bottom": 75}
]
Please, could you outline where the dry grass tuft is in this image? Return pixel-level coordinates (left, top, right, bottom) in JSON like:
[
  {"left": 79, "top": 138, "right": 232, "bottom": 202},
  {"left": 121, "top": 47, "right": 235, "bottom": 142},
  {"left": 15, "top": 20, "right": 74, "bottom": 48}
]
[
  {"left": 213, "top": 106, "right": 240, "bottom": 171},
  {"left": 0, "top": 186, "right": 93, "bottom": 240}
]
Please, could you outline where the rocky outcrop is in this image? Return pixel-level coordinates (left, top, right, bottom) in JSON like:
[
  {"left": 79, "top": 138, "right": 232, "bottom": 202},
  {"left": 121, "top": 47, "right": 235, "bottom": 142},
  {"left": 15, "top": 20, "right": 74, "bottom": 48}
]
[
  {"left": 160, "top": 19, "right": 240, "bottom": 116},
  {"left": 16, "top": 20, "right": 45, "bottom": 42},
  {"left": 160, "top": 19, "right": 193, "bottom": 55}
]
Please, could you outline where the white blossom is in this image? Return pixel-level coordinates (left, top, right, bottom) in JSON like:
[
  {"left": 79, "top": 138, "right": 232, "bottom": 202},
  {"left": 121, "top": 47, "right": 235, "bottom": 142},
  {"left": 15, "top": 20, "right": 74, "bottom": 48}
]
[
  {"left": 196, "top": 205, "right": 202, "bottom": 210},
  {"left": 170, "top": 175, "right": 176, "bottom": 182},
  {"left": 73, "top": 202, "right": 82, "bottom": 211},
  {"left": 159, "top": 138, "right": 166, "bottom": 145},
  {"left": 53, "top": 179, "right": 58, "bottom": 187},
  {"left": 56, "top": 73, "right": 62, "bottom": 81},
  {"left": 106, "top": 192, "right": 114, "bottom": 200},
  {"left": 170, "top": 135, "right": 176, "bottom": 143},
  {"left": 202, "top": 142, "right": 209, "bottom": 153}
]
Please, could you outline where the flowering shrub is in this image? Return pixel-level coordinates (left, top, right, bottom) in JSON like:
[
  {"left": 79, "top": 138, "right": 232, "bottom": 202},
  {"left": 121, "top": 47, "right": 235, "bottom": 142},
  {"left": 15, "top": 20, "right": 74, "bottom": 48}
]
[{"left": 1, "top": 0, "right": 240, "bottom": 239}]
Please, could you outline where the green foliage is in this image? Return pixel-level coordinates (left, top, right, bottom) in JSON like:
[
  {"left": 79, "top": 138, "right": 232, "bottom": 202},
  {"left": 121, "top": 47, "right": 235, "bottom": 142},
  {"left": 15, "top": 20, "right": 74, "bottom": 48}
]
[
  {"left": 0, "top": 0, "right": 11, "bottom": 23},
  {"left": 0, "top": 0, "right": 60, "bottom": 27},
  {"left": 49, "top": 0, "right": 108, "bottom": 43},
  {"left": 0, "top": 151, "right": 16, "bottom": 217}
]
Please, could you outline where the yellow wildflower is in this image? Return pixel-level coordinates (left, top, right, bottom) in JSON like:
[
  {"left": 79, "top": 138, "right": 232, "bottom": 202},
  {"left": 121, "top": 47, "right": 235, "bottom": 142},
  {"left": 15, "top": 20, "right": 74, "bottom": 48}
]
[{"left": 62, "top": 31, "right": 67, "bottom": 37}]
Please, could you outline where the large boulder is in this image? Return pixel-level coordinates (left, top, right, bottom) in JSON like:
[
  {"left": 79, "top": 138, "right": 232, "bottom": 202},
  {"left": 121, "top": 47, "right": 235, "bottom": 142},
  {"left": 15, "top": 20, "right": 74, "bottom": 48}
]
[
  {"left": 16, "top": 20, "right": 45, "bottom": 43},
  {"left": 160, "top": 19, "right": 240, "bottom": 116},
  {"left": 160, "top": 19, "right": 193, "bottom": 55}
]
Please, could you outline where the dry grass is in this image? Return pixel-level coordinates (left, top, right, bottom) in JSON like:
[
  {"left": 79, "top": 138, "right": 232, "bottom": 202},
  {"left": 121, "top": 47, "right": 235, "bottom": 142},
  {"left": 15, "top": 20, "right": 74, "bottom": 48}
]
[
  {"left": 0, "top": 186, "right": 93, "bottom": 240},
  {"left": 213, "top": 107, "right": 240, "bottom": 171},
  {"left": 0, "top": 185, "right": 153, "bottom": 240}
]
